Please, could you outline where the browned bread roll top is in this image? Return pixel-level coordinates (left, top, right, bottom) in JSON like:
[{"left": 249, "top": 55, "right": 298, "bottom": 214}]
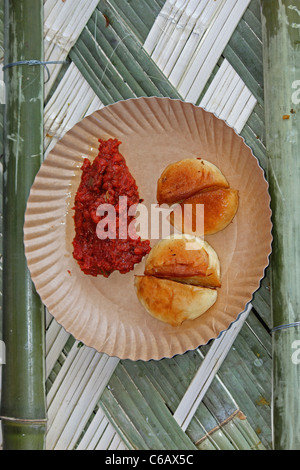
[
  {"left": 157, "top": 158, "right": 239, "bottom": 236},
  {"left": 135, "top": 235, "right": 220, "bottom": 327}
]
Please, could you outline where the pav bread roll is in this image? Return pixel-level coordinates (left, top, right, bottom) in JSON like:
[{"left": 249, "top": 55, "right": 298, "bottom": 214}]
[
  {"left": 170, "top": 188, "right": 239, "bottom": 236},
  {"left": 134, "top": 275, "right": 217, "bottom": 327},
  {"left": 144, "top": 235, "right": 221, "bottom": 288},
  {"left": 157, "top": 158, "right": 229, "bottom": 205}
]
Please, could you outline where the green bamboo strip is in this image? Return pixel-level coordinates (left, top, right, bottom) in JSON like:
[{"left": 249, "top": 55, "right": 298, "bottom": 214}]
[
  {"left": 101, "top": 363, "right": 196, "bottom": 450},
  {"left": 248, "top": 0, "right": 261, "bottom": 22},
  {"left": 116, "top": 362, "right": 197, "bottom": 450},
  {"left": 201, "top": 329, "right": 272, "bottom": 448},
  {"left": 73, "top": 37, "right": 130, "bottom": 102},
  {"left": 70, "top": 0, "right": 181, "bottom": 104},
  {"left": 100, "top": 383, "right": 148, "bottom": 450},
  {"left": 78, "top": 29, "right": 147, "bottom": 102},
  {"left": 107, "top": 0, "right": 152, "bottom": 42},
  {"left": 240, "top": 124, "right": 267, "bottom": 172},
  {"left": 107, "top": 0, "right": 166, "bottom": 44},
  {"left": 235, "top": 328, "right": 272, "bottom": 392},
  {"left": 222, "top": 0, "right": 264, "bottom": 107},
  {"left": 232, "top": 413, "right": 266, "bottom": 450},
  {"left": 69, "top": 47, "right": 115, "bottom": 106},
  {"left": 245, "top": 310, "right": 272, "bottom": 356},
  {"left": 246, "top": 103, "right": 266, "bottom": 145},
  {"left": 243, "top": 7, "right": 262, "bottom": 41},
  {"left": 196, "top": 438, "right": 217, "bottom": 450},
  {"left": 87, "top": 17, "right": 148, "bottom": 97},
  {"left": 1, "top": 0, "right": 46, "bottom": 450},
  {"left": 233, "top": 19, "right": 263, "bottom": 65},
  {"left": 196, "top": 411, "right": 266, "bottom": 450},
  {"left": 136, "top": 357, "right": 223, "bottom": 445},
  {"left": 198, "top": 426, "right": 236, "bottom": 451},
  {"left": 261, "top": 0, "right": 300, "bottom": 450},
  {"left": 89, "top": 11, "right": 166, "bottom": 98}
]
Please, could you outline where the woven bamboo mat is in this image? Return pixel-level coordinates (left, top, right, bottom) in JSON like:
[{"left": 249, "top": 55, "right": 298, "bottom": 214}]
[{"left": 0, "top": 0, "right": 272, "bottom": 450}]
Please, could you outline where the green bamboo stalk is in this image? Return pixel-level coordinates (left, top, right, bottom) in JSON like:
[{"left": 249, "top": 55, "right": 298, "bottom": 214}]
[
  {"left": 261, "top": 0, "right": 300, "bottom": 450},
  {"left": 0, "top": 0, "right": 46, "bottom": 450}
]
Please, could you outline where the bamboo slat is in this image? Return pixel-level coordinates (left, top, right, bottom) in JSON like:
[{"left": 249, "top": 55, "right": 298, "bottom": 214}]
[
  {"left": 1, "top": 0, "right": 46, "bottom": 450},
  {"left": 261, "top": 0, "right": 300, "bottom": 450},
  {"left": 0, "top": 0, "right": 3, "bottom": 449},
  {"left": 46, "top": 342, "right": 119, "bottom": 450},
  {"left": 176, "top": 0, "right": 251, "bottom": 101},
  {"left": 44, "top": 0, "right": 99, "bottom": 97}
]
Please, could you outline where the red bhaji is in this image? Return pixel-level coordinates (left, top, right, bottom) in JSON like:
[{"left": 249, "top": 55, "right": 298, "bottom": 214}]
[{"left": 72, "top": 138, "right": 150, "bottom": 277}]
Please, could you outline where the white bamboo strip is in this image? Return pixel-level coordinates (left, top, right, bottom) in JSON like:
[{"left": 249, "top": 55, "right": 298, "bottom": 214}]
[
  {"left": 46, "top": 320, "right": 70, "bottom": 380},
  {"left": 173, "top": 304, "right": 252, "bottom": 431},
  {"left": 203, "top": 63, "right": 236, "bottom": 113},
  {"left": 117, "top": 441, "right": 128, "bottom": 450},
  {"left": 46, "top": 346, "right": 102, "bottom": 447},
  {"left": 178, "top": 0, "right": 251, "bottom": 101},
  {"left": 149, "top": 0, "right": 221, "bottom": 77},
  {"left": 144, "top": 0, "right": 178, "bottom": 55},
  {"left": 76, "top": 404, "right": 129, "bottom": 450},
  {"left": 95, "top": 423, "right": 116, "bottom": 450},
  {"left": 46, "top": 318, "right": 65, "bottom": 356},
  {"left": 154, "top": 0, "right": 200, "bottom": 71},
  {"left": 177, "top": 0, "right": 240, "bottom": 97},
  {"left": 217, "top": 75, "right": 244, "bottom": 121},
  {"left": 76, "top": 407, "right": 110, "bottom": 450},
  {"left": 199, "top": 58, "right": 257, "bottom": 133},
  {"left": 43, "top": 0, "right": 100, "bottom": 95},
  {"left": 45, "top": 308, "right": 54, "bottom": 329},
  {"left": 44, "top": 62, "right": 103, "bottom": 155},
  {"left": 162, "top": 0, "right": 210, "bottom": 77},
  {"left": 150, "top": 0, "right": 189, "bottom": 63},
  {"left": 167, "top": 0, "right": 224, "bottom": 87},
  {"left": 109, "top": 433, "right": 126, "bottom": 450},
  {"left": 46, "top": 343, "right": 96, "bottom": 413},
  {"left": 46, "top": 342, "right": 119, "bottom": 450},
  {"left": 229, "top": 93, "right": 257, "bottom": 133},
  {"left": 61, "top": 355, "right": 119, "bottom": 450}
]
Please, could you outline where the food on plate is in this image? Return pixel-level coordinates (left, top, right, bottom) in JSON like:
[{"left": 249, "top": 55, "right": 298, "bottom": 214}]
[
  {"left": 170, "top": 188, "right": 239, "bottom": 236},
  {"left": 134, "top": 275, "right": 218, "bottom": 327},
  {"left": 135, "top": 235, "right": 220, "bottom": 326},
  {"left": 144, "top": 235, "right": 221, "bottom": 288},
  {"left": 156, "top": 158, "right": 229, "bottom": 205},
  {"left": 157, "top": 157, "right": 239, "bottom": 235},
  {"left": 72, "top": 138, "right": 151, "bottom": 277}
]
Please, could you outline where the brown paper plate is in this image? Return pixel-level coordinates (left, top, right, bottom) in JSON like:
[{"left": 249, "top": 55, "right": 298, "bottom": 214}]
[{"left": 24, "top": 97, "right": 272, "bottom": 360}]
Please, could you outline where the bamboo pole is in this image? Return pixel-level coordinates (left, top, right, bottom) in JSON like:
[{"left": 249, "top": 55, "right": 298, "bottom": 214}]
[
  {"left": 261, "top": 0, "right": 300, "bottom": 450},
  {"left": 0, "top": 0, "right": 46, "bottom": 449}
]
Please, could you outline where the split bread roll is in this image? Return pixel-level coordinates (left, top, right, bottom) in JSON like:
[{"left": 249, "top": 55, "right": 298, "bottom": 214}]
[
  {"left": 170, "top": 188, "right": 239, "bottom": 236},
  {"left": 156, "top": 158, "right": 229, "bottom": 205},
  {"left": 135, "top": 235, "right": 220, "bottom": 326},
  {"left": 157, "top": 157, "right": 239, "bottom": 235},
  {"left": 134, "top": 275, "right": 218, "bottom": 327},
  {"left": 144, "top": 235, "right": 221, "bottom": 288}
]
